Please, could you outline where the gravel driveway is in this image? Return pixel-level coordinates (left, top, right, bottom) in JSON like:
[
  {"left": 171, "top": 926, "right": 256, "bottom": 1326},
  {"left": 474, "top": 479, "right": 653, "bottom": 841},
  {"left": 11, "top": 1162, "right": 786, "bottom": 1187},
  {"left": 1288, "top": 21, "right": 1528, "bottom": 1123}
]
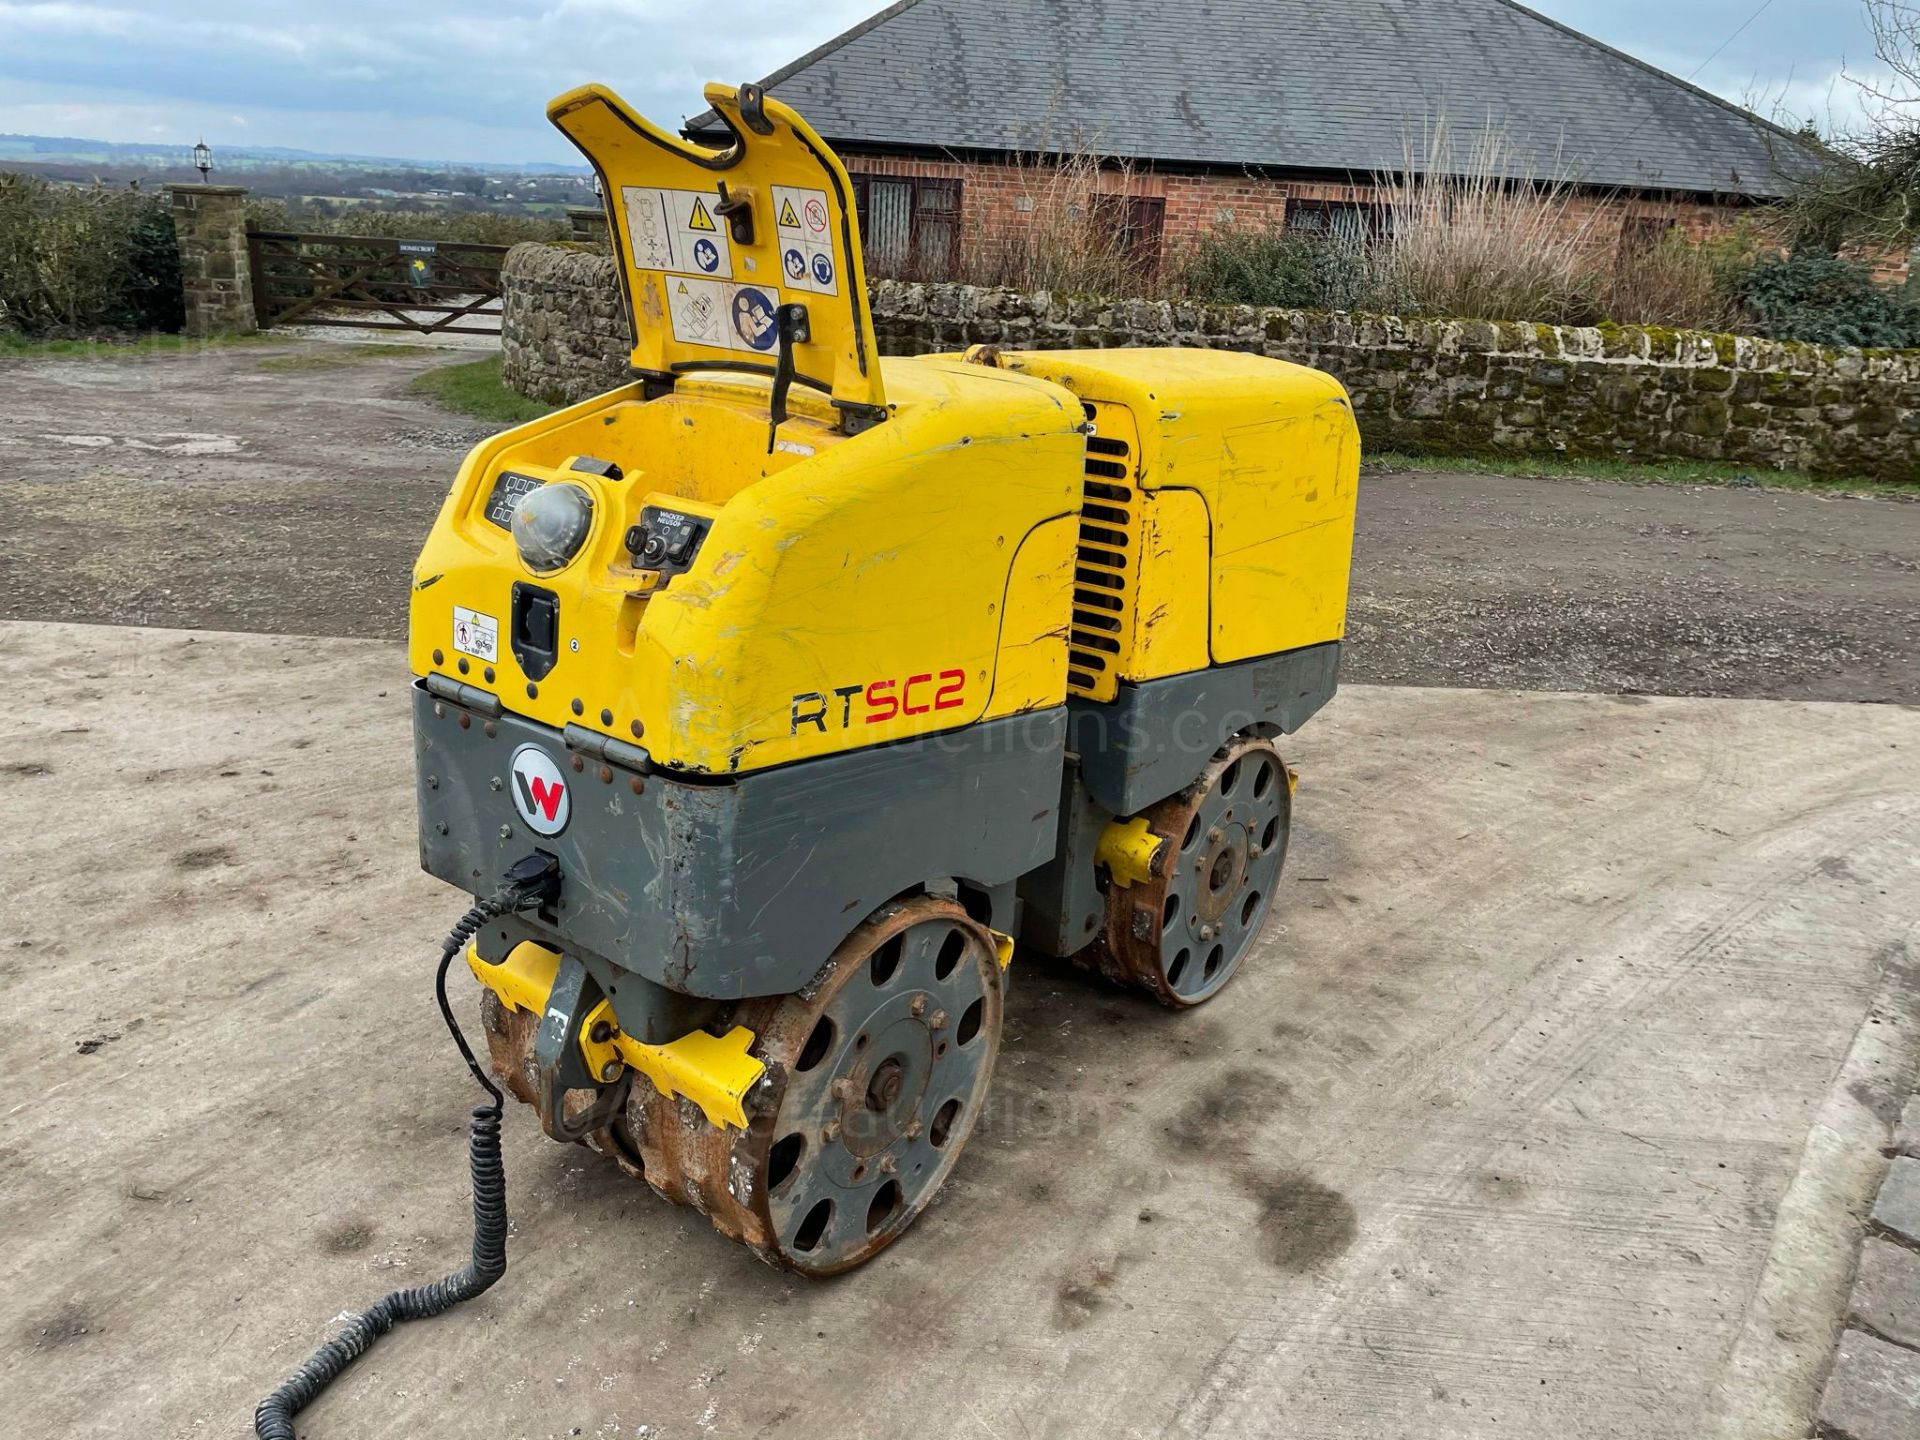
[{"left": 2, "top": 336, "right": 1915, "bottom": 704}]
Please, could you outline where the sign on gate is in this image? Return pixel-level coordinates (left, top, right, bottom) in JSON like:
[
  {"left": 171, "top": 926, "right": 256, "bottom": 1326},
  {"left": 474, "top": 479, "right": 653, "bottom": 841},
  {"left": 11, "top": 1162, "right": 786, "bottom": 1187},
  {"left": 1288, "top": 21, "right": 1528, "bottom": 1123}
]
[{"left": 398, "top": 241, "right": 438, "bottom": 289}]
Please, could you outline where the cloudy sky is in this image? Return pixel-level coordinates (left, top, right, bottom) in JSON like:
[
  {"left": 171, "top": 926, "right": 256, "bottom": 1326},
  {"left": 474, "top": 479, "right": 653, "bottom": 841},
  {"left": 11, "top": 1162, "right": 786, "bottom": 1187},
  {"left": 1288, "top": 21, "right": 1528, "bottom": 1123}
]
[{"left": 0, "top": 0, "right": 1898, "bottom": 165}]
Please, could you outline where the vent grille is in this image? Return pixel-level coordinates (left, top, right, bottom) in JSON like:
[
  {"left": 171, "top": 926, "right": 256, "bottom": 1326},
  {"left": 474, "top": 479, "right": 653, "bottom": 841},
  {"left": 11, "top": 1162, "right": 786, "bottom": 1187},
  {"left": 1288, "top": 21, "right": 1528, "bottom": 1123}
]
[{"left": 1067, "top": 407, "right": 1138, "bottom": 700}]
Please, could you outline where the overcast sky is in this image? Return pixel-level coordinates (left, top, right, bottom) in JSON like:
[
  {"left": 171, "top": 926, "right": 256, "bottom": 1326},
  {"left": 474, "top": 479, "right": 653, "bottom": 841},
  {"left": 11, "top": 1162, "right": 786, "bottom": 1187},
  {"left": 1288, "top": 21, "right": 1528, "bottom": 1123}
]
[{"left": 0, "top": 1, "right": 1897, "bottom": 166}]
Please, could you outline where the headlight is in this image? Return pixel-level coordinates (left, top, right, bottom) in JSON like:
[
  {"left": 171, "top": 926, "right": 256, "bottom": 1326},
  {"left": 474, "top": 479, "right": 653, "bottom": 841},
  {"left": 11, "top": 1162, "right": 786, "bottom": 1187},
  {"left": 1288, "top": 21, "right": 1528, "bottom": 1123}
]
[{"left": 513, "top": 482, "right": 594, "bottom": 575}]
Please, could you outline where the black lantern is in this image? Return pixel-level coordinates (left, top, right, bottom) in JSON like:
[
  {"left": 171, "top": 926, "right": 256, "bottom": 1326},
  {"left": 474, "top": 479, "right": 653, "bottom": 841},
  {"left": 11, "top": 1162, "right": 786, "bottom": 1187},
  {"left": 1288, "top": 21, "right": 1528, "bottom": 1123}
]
[{"left": 193, "top": 141, "right": 212, "bottom": 179}]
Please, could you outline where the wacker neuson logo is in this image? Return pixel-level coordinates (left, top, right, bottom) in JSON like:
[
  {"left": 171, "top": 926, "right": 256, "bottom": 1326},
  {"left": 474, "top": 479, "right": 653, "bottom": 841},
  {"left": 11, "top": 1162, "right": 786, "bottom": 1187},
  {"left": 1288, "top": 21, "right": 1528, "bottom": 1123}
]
[{"left": 508, "top": 745, "right": 571, "bottom": 836}]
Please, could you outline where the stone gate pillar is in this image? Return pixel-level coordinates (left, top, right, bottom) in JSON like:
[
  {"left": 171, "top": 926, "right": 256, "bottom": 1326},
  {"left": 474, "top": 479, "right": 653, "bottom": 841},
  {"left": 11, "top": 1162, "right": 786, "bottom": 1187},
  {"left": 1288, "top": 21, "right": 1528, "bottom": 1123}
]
[{"left": 168, "top": 184, "right": 258, "bottom": 338}]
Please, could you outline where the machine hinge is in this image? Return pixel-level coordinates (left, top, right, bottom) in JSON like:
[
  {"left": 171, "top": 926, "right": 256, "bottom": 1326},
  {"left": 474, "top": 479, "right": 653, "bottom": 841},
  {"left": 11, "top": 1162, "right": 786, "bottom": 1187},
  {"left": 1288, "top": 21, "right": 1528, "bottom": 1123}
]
[
  {"left": 424, "top": 673, "right": 503, "bottom": 718},
  {"left": 563, "top": 722, "right": 653, "bottom": 775}
]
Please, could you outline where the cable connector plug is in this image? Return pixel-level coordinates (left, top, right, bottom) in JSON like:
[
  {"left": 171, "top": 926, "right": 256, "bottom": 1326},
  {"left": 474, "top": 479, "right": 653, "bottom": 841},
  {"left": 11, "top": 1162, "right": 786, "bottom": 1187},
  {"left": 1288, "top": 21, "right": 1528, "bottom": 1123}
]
[{"left": 501, "top": 852, "right": 562, "bottom": 912}]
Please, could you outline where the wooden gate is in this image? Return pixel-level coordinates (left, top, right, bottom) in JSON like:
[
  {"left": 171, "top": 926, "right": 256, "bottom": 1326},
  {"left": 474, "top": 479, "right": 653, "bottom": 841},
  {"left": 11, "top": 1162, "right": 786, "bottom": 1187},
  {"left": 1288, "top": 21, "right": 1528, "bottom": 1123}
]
[{"left": 246, "top": 228, "right": 510, "bottom": 335}]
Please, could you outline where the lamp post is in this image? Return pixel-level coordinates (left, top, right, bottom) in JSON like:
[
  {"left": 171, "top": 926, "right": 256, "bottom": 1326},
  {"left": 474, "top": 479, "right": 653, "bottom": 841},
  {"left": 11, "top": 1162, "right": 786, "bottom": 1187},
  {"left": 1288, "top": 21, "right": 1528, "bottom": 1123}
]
[{"left": 193, "top": 140, "right": 212, "bottom": 180}]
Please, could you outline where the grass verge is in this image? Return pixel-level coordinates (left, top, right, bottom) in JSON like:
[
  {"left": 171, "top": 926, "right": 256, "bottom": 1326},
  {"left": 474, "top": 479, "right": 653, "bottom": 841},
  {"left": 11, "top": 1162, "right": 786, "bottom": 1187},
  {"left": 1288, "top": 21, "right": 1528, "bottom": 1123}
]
[
  {"left": 0, "top": 330, "right": 264, "bottom": 359},
  {"left": 1366, "top": 451, "right": 1920, "bottom": 499},
  {"left": 256, "top": 343, "right": 434, "bottom": 372},
  {"left": 409, "top": 355, "right": 556, "bottom": 425}
]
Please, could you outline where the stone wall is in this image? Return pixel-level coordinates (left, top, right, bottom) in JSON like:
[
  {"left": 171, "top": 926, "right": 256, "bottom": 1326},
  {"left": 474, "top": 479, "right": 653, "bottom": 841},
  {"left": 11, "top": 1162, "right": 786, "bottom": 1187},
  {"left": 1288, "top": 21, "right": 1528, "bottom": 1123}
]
[
  {"left": 500, "top": 245, "right": 1919, "bottom": 481},
  {"left": 500, "top": 242, "right": 631, "bottom": 405}
]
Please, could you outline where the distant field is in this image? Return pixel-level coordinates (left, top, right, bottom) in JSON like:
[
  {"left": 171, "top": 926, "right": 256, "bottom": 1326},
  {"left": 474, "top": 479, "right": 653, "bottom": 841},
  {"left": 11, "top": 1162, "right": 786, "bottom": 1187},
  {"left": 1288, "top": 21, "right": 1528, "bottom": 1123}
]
[{"left": 0, "top": 134, "right": 593, "bottom": 218}]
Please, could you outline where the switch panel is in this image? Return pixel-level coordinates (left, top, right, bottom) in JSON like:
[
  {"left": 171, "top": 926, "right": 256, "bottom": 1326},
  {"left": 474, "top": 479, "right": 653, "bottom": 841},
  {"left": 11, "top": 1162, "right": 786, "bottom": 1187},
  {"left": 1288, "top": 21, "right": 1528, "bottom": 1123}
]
[{"left": 624, "top": 506, "right": 711, "bottom": 582}]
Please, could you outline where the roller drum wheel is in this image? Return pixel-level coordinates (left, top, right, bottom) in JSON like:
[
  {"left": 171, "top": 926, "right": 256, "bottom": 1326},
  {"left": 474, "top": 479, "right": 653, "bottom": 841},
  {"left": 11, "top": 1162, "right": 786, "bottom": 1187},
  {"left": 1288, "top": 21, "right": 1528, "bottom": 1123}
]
[
  {"left": 485, "top": 895, "right": 1003, "bottom": 1276},
  {"left": 1091, "top": 735, "right": 1292, "bottom": 1008}
]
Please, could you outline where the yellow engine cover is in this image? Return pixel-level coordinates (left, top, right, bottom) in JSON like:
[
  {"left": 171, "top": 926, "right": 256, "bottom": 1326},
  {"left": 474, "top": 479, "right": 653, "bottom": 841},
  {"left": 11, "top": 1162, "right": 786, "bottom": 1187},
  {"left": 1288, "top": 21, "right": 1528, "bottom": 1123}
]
[
  {"left": 997, "top": 349, "right": 1361, "bottom": 697},
  {"left": 549, "top": 81, "right": 887, "bottom": 417}
]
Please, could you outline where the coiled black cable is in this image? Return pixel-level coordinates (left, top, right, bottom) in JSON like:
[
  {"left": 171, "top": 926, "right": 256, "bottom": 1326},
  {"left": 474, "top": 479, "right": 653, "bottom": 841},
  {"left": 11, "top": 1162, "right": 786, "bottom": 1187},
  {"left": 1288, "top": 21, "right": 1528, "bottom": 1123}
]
[{"left": 254, "top": 855, "right": 560, "bottom": 1440}]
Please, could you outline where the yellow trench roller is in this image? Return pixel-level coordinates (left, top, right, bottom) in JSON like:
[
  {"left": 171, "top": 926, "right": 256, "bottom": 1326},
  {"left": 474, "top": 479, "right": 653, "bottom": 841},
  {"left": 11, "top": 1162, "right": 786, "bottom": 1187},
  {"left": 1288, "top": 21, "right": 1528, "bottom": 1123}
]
[{"left": 407, "top": 79, "right": 1359, "bottom": 1274}]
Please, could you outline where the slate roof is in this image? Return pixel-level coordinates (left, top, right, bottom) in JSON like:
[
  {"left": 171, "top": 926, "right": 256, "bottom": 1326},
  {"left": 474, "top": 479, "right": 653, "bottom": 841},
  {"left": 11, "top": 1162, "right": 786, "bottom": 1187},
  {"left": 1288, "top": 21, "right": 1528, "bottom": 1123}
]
[{"left": 687, "top": 0, "right": 1812, "bottom": 198}]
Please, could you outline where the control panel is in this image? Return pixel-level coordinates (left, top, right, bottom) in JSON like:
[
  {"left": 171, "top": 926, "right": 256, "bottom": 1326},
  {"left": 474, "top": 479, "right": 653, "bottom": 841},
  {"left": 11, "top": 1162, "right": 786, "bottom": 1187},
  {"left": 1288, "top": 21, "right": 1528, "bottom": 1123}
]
[
  {"left": 483, "top": 471, "right": 546, "bottom": 530},
  {"left": 625, "top": 504, "right": 713, "bottom": 583}
]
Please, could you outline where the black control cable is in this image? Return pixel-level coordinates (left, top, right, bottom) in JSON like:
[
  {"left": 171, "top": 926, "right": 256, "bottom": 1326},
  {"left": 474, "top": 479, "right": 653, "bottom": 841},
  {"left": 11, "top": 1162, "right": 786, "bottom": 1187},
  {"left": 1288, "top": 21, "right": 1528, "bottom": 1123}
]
[{"left": 254, "top": 853, "right": 561, "bottom": 1440}]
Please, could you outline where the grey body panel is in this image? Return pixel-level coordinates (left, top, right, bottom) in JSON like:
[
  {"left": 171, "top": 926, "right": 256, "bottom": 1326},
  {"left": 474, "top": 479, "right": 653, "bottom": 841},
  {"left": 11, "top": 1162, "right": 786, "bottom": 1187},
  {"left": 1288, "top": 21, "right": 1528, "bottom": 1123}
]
[
  {"left": 414, "top": 682, "right": 1066, "bottom": 1000},
  {"left": 1016, "top": 760, "right": 1112, "bottom": 959},
  {"left": 1067, "top": 642, "right": 1340, "bottom": 817}
]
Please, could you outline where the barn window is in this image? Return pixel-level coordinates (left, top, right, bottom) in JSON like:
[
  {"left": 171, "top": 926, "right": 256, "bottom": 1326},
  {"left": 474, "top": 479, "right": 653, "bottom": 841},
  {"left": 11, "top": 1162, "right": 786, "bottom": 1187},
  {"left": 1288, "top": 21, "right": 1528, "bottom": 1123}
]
[
  {"left": 1286, "top": 199, "right": 1391, "bottom": 244},
  {"left": 850, "top": 175, "right": 962, "bottom": 278},
  {"left": 1091, "top": 194, "right": 1168, "bottom": 278}
]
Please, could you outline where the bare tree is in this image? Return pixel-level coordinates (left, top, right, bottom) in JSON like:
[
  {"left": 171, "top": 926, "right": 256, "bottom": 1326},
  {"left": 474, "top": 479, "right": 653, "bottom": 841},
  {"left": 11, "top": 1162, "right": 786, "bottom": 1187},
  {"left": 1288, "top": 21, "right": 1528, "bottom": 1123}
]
[
  {"left": 1864, "top": 0, "right": 1920, "bottom": 103},
  {"left": 1795, "top": 1, "right": 1920, "bottom": 245}
]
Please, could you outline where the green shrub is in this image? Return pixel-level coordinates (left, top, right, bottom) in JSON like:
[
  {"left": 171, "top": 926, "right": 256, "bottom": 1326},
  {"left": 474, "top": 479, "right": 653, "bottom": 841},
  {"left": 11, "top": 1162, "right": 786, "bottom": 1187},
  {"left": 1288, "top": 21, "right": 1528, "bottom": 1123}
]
[
  {"left": 120, "top": 192, "right": 185, "bottom": 332},
  {"left": 246, "top": 200, "right": 566, "bottom": 246},
  {"left": 0, "top": 173, "right": 182, "bottom": 334},
  {"left": 1732, "top": 252, "right": 1920, "bottom": 347},
  {"left": 1176, "top": 226, "right": 1370, "bottom": 309}
]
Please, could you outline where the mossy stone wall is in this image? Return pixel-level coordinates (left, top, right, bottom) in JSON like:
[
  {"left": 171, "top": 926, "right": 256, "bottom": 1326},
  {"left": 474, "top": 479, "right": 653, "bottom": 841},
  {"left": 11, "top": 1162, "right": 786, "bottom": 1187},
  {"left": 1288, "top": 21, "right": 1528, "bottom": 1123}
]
[{"left": 500, "top": 247, "right": 1919, "bottom": 481}]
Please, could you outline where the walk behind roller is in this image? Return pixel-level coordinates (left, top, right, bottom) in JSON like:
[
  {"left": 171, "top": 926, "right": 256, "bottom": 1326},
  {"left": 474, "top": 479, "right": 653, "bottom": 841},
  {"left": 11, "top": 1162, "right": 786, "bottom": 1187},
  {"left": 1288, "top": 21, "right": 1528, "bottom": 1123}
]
[{"left": 255, "top": 79, "right": 1358, "bottom": 1432}]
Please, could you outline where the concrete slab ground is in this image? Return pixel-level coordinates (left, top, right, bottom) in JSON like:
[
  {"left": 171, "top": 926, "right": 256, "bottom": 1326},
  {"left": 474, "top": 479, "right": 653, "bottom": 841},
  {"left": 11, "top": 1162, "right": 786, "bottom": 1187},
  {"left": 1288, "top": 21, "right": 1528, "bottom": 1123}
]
[
  {"left": 1871, "top": 1157, "right": 1920, "bottom": 1243},
  {"left": 4, "top": 621, "right": 1917, "bottom": 1440}
]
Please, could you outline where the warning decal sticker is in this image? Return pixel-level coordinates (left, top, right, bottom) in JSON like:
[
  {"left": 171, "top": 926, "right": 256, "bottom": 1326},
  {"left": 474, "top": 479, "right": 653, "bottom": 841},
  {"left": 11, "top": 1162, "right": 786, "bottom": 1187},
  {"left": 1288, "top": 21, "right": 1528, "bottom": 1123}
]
[
  {"left": 625, "top": 187, "right": 673, "bottom": 270},
  {"left": 452, "top": 605, "right": 498, "bottom": 663},
  {"left": 770, "top": 183, "right": 838, "bottom": 297},
  {"left": 668, "top": 277, "right": 794, "bottom": 355},
  {"left": 729, "top": 285, "right": 779, "bottom": 352},
  {"left": 666, "top": 276, "right": 725, "bottom": 348},
  {"left": 621, "top": 185, "right": 735, "bottom": 281}
]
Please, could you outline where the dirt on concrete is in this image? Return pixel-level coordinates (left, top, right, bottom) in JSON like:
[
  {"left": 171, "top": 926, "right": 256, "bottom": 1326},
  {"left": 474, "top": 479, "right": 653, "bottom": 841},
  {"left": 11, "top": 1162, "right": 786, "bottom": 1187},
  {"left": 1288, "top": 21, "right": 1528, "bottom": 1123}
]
[
  {"left": 0, "top": 338, "right": 493, "bottom": 640},
  {"left": 3, "top": 337, "right": 1917, "bottom": 704}
]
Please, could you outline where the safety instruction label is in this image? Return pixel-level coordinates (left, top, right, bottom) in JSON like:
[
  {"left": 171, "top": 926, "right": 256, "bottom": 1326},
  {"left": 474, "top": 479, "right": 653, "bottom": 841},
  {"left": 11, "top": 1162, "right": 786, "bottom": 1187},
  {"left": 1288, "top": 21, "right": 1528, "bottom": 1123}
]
[
  {"left": 622, "top": 186, "right": 735, "bottom": 280},
  {"left": 772, "top": 184, "right": 839, "bottom": 297},
  {"left": 666, "top": 276, "right": 784, "bottom": 354},
  {"left": 452, "top": 605, "right": 498, "bottom": 663}
]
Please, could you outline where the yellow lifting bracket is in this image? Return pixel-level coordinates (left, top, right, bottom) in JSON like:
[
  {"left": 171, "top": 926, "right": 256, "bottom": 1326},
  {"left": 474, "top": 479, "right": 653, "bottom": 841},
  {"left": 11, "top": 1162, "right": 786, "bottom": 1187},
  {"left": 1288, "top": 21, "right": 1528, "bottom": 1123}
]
[
  {"left": 467, "top": 942, "right": 766, "bottom": 1130},
  {"left": 1097, "top": 769, "right": 1299, "bottom": 889}
]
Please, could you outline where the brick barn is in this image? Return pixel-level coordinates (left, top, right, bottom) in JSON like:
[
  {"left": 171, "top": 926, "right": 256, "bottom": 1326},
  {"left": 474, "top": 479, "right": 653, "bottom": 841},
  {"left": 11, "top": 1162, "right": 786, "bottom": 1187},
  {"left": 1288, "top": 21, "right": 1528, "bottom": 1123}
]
[{"left": 687, "top": 0, "right": 1812, "bottom": 280}]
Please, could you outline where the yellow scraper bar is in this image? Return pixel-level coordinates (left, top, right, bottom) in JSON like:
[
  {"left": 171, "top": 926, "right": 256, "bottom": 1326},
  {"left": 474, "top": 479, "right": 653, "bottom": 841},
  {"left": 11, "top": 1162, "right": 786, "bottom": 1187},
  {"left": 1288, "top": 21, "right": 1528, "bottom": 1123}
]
[
  {"left": 1095, "top": 816, "right": 1167, "bottom": 889},
  {"left": 467, "top": 941, "right": 765, "bottom": 1130}
]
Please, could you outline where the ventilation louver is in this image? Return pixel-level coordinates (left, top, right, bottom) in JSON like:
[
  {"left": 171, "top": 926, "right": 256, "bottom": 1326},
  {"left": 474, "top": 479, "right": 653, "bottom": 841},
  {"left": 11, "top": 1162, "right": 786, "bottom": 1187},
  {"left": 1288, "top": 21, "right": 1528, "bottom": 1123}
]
[{"left": 1066, "top": 402, "right": 1139, "bottom": 702}]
